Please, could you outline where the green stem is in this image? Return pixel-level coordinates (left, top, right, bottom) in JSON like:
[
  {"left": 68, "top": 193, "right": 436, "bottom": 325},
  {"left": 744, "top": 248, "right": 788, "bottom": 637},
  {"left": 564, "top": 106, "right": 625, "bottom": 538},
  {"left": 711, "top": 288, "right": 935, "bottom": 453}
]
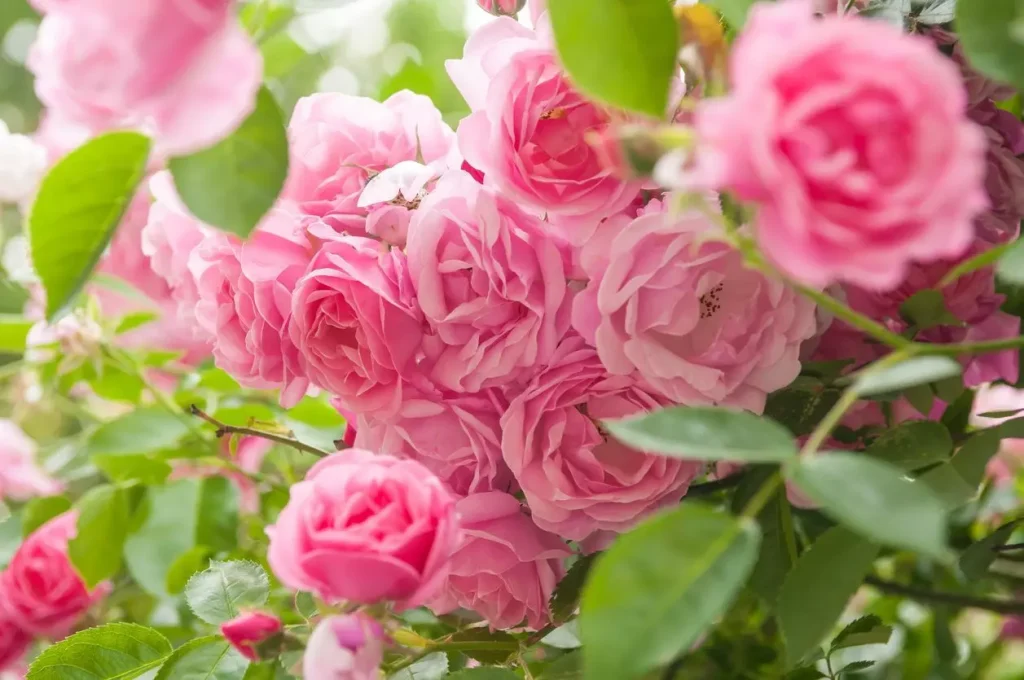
[
  {"left": 740, "top": 474, "right": 783, "bottom": 519},
  {"left": 865, "top": 576, "right": 1024, "bottom": 615},
  {"left": 190, "top": 405, "right": 331, "bottom": 459},
  {"left": 915, "top": 336, "right": 1024, "bottom": 356},
  {"left": 791, "top": 281, "right": 911, "bottom": 350},
  {"left": 779, "top": 496, "right": 799, "bottom": 565}
]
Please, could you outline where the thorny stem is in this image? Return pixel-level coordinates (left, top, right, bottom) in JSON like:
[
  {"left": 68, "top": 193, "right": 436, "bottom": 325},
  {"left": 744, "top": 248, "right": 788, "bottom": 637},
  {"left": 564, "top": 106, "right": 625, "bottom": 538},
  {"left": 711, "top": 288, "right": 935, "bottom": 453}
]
[
  {"left": 865, "top": 576, "right": 1024, "bottom": 615},
  {"left": 190, "top": 404, "right": 331, "bottom": 458}
]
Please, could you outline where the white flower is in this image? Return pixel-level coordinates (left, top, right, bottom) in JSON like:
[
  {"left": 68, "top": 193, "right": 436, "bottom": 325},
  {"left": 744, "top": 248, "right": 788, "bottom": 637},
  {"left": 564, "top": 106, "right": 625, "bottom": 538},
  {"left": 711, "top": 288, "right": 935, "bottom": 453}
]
[
  {"left": 357, "top": 160, "right": 439, "bottom": 208},
  {"left": 0, "top": 120, "right": 47, "bottom": 204}
]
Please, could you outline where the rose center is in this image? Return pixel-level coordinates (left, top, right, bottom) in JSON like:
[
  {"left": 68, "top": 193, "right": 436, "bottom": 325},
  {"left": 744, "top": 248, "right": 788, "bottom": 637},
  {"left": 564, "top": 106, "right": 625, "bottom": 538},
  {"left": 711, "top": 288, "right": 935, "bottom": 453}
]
[{"left": 699, "top": 283, "right": 724, "bottom": 320}]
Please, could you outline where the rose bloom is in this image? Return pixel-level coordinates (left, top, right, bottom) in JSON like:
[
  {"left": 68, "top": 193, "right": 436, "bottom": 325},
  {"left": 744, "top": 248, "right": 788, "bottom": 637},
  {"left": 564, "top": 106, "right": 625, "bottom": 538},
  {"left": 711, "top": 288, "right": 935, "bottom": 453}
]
[
  {"left": 191, "top": 204, "right": 313, "bottom": 406},
  {"left": 220, "top": 612, "right": 282, "bottom": 661},
  {"left": 449, "top": 18, "right": 642, "bottom": 228},
  {"left": 283, "top": 91, "right": 455, "bottom": 246},
  {"left": 267, "top": 450, "right": 460, "bottom": 608},
  {"left": 573, "top": 200, "right": 816, "bottom": 413},
  {"left": 693, "top": 0, "right": 987, "bottom": 290},
  {"left": 476, "top": 0, "right": 525, "bottom": 17},
  {"left": 0, "top": 616, "right": 30, "bottom": 675},
  {"left": 28, "top": 0, "right": 261, "bottom": 155},
  {"left": 0, "top": 512, "right": 109, "bottom": 638},
  {"left": 408, "top": 171, "right": 572, "bottom": 393},
  {"left": 289, "top": 235, "right": 423, "bottom": 417},
  {"left": 972, "top": 384, "right": 1024, "bottom": 485},
  {"left": 501, "top": 335, "right": 702, "bottom": 540},
  {"left": 354, "top": 387, "right": 515, "bottom": 497},
  {"left": 0, "top": 420, "right": 62, "bottom": 502},
  {"left": 430, "top": 492, "right": 570, "bottom": 630},
  {"left": 303, "top": 614, "right": 384, "bottom": 680}
]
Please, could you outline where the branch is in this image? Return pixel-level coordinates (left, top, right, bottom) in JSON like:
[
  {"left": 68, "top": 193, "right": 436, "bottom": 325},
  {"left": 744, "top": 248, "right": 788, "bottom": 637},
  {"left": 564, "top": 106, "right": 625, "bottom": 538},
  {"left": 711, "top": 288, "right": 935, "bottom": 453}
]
[
  {"left": 189, "top": 404, "right": 331, "bottom": 458},
  {"left": 865, "top": 576, "right": 1024, "bottom": 615},
  {"left": 685, "top": 472, "right": 747, "bottom": 497}
]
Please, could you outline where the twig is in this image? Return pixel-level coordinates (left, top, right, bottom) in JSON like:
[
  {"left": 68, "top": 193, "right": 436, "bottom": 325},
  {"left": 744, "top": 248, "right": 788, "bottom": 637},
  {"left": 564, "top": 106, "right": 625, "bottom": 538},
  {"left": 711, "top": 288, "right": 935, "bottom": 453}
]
[
  {"left": 993, "top": 543, "right": 1024, "bottom": 553},
  {"left": 865, "top": 576, "right": 1024, "bottom": 615},
  {"left": 190, "top": 404, "right": 330, "bottom": 458},
  {"left": 685, "top": 472, "right": 746, "bottom": 497}
]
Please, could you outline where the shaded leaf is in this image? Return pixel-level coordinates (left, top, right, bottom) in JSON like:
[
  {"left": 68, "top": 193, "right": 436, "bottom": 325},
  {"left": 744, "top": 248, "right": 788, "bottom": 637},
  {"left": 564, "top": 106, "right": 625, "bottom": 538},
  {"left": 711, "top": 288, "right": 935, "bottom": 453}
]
[
  {"left": 854, "top": 357, "right": 961, "bottom": 396},
  {"left": 88, "top": 408, "right": 191, "bottom": 456},
  {"left": 959, "top": 520, "right": 1020, "bottom": 580},
  {"left": 900, "top": 290, "right": 962, "bottom": 330},
  {"left": 864, "top": 421, "right": 952, "bottom": 471},
  {"left": 957, "top": 0, "right": 1024, "bottom": 92},
  {"left": 27, "top": 622, "right": 171, "bottom": 680},
  {"left": 21, "top": 496, "right": 71, "bottom": 537},
  {"left": 154, "top": 637, "right": 249, "bottom": 680},
  {"left": 185, "top": 560, "right": 270, "bottom": 625},
  {"left": 69, "top": 485, "right": 130, "bottom": 588},
  {"left": 549, "top": 554, "right": 596, "bottom": 623}
]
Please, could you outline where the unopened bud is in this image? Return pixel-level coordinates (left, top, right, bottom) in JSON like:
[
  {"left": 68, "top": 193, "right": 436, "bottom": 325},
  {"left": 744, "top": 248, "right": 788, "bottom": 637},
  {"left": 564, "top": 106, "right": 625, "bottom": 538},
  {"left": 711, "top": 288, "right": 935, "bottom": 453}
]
[
  {"left": 476, "top": 0, "right": 526, "bottom": 18},
  {"left": 221, "top": 611, "right": 283, "bottom": 662}
]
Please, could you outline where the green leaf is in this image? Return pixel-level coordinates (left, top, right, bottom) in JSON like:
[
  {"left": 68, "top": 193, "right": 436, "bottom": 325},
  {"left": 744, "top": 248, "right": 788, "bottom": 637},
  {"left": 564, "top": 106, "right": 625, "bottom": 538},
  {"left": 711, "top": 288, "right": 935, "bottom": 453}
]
[
  {"left": 390, "top": 652, "right": 448, "bottom": 680},
  {"left": 69, "top": 484, "right": 131, "bottom": 587},
  {"left": 446, "top": 671, "right": 520, "bottom": 680},
  {"left": 538, "top": 651, "right": 582, "bottom": 679},
  {"left": 998, "top": 238, "right": 1024, "bottom": 285},
  {"left": 154, "top": 637, "right": 249, "bottom": 680},
  {"left": 547, "top": 0, "right": 678, "bottom": 117},
  {"left": 28, "top": 132, "right": 151, "bottom": 320},
  {"left": 88, "top": 408, "right": 191, "bottom": 456},
  {"left": 604, "top": 406, "right": 797, "bottom": 462},
  {"left": 864, "top": 421, "right": 952, "bottom": 471},
  {"left": 196, "top": 476, "right": 240, "bottom": 553},
  {"left": 960, "top": 520, "right": 1020, "bottom": 581},
  {"left": 115, "top": 311, "right": 160, "bottom": 335},
  {"left": 94, "top": 454, "right": 173, "bottom": 486},
  {"left": 166, "top": 546, "right": 213, "bottom": 595},
  {"left": 899, "top": 290, "right": 962, "bottom": 330},
  {"left": 21, "top": 496, "right": 71, "bottom": 537},
  {"left": 170, "top": 87, "right": 289, "bottom": 236},
  {"left": 581, "top": 502, "right": 761, "bottom": 680},
  {"left": 731, "top": 467, "right": 795, "bottom": 604},
  {"left": 27, "top": 622, "right": 172, "bottom": 680},
  {"left": 446, "top": 629, "right": 517, "bottom": 664},
  {"left": 950, "top": 430, "right": 1001, "bottom": 490},
  {"left": 854, "top": 357, "right": 961, "bottom": 396},
  {"left": 185, "top": 560, "right": 270, "bottom": 625},
  {"left": 957, "top": 0, "right": 1024, "bottom": 93},
  {"left": 915, "top": 0, "right": 957, "bottom": 25},
  {"left": 703, "top": 0, "right": 758, "bottom": 27},
  {"left": 839, "top": 660, "right": 876, "bottom": 676},
  {"left": 777, "top": 527, "right": 880, "bottom": 666},
  {"left": 830, "top": 615, "right": 892, "bottom": 652},
  {"left": 549, "top": 554, "right": 596, "bottom": 623},
  {"left": 786, "top": 453, "right": 949, "bottom": 558},
  {"left": 0, "top": 314, "right": 32, "bottom": 353},
  {"left": 764, "top": 387, "right": 842, "bottom": 437}
]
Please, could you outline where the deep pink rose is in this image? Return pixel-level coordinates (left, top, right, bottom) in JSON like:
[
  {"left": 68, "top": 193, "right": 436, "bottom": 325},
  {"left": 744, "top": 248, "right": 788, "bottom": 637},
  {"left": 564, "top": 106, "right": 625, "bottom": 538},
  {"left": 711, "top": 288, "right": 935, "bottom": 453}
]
[
  {"left": 289, "top": 235, "right": 424, "bottom": 417},
  {"left": 0, "top": 616, "right": 30, "bottom": 674},
  {"left": 449, "top": 18, "right": 642, "bottom": 227},
  {"left": 429, "top": 492, "right": 569, "bottom": 630},
  {"left": 220, "top": 612, "right": 282, "bottom": 662},
  {"left": 0, "top": 420, "right": 62, "bottom": 502},
  {"left": 28, "top": 0, "right": 261, "bottom": 155},
  {"left": 303, "top": 614, "right": 384, "bottom": 680},
  {"left": 973, "top": 103, "right": 1024, "bottom": 245},
  {"left": 283, "top": 91, "right": 455, "bottom": 246},
  {"left": 573, "top": 200, "right": 816, "bottom": 413},
  {"left": 354, "top": 387, "right": 515, "bottom": 497},
  {"left": 408, "top": 171, "right": 572, "bottom": 393},
  {"left": 501, "top": 335, "right": 702, "bottom": 540},
  {"left": 191, "top": 206, "right": 313, "bottom": 406},
  {"left": 0, "top": 512, "right": 108, "bottom": 638},
  {"left": 267, "top": 450, "right": 460, "bottom": 608},
  {"left": 693, "top": 0, "right": 987, "bottom": 290}
]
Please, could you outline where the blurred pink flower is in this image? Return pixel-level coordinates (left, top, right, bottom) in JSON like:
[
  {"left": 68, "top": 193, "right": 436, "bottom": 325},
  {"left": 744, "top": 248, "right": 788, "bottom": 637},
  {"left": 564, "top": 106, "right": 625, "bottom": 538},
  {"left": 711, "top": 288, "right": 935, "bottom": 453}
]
[
  {"left": 303, "top": 614, "right": 384, "bottom": 680},
  {"left": 0, "top": 420, "right": 62, "bottom": 502}
]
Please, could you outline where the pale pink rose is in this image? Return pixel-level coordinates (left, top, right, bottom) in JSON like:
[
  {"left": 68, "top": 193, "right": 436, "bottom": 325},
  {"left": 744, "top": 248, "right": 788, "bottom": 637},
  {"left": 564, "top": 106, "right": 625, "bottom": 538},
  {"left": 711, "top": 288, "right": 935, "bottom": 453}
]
[
  {"left": 0, "top": 420, "right": 62, "bottom": 502},
  {"left": 693, "top": 0, "right": 987, "bottom": 290},
  {"left": 407, "top": 171, "right": 572, "bottom": 393},
  {"left": 429, "top": 492, "right": 569, "bottom": 630},
  {"left": 449, "top": 18, "right": 642, "bottom": 227},
  {"left": 191, "top": 206, "right": 313, "bottom": 406},
  {"left": 572, "top": 200, "right": 816, "bottom": 413},
  {"left": 220, "top": 612, "right": 282, "bottom": 661},
  {"left": 267, "top": 450, "right": 460, "bottom": 608},
  {"left": 289, "top": 235, "right": 424, "bottom": 418},
  {"left": 303, "top": 614, "right": 384, "bottom": 680},
  {"left": 972, "top": 384, "right": 1024, "bottom": 485},
  {"left": 28, "top": 0, "right": 261, "bottom": 156},
  {"left": 283, "top": 91, "right": 455, "bottom": 246},
  {"left": 0, "top": 617, "right": 30, "bottom": 674},
  {"left": 354, "top": 387, "right": 514, "bottom": 497},
  {"left": 501, "top": 335, "right": 702, "bottom": 540},
  {"left": 477, "top": 0, "right": 526, "bottom": 16},
  {"left": 0, "top": 512, "right": 109, "bottom": 638}
]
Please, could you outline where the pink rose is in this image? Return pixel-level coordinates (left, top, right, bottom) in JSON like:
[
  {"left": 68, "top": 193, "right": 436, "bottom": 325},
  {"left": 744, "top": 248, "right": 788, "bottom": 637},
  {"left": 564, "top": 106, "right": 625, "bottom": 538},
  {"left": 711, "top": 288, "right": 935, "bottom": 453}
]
[
  {"left": 220, "top": 612, "right": 282, "bottom": 661},
  {"left": 573, "top": 200, "right": 816, "bottom": 413},
  {"left": 0, "top": 617, "right": 30, "bottom": 673},
  {"left": 267, "top": 450, "right": 460, "bottom": 608},
  {"left": 449, "top": 18, "right": 642, "bottom": 227},
  {"left": 283, "top": 91, "right": 455, "bottom": 246},
  {"left": 407, "top": 171, "right": 572, "bottom": 393},
  {"left": 289, "top": 235, "right": 424, "bottom": 417},
  {"left": 0, "top": 420, "right": 62, "bottom": 502},
  {"left": 429, "top": 492, "right": 569, "bottom": 630},
  {"left": 28, "top": 0, "right": 261, "bottom": 155},
  {"left": 501, "top": 335, "right": 702, "bottom": 540},
  {"left": 191, "top": 205, "right": 313, "bottom": 406},
  {"left": 303, "top": 614, "right": 384, "bottom": 680},
  {"left": 476, "top": 0, "right": 526, "bottom": 16},
  {"left": 0, "top": 512, "right": 109, "bottom": 638},
  {"left": 693, "top": 0, "right": 987, "bottom": 290},
  {"left": 972, "top": 384, "right": 1024, "bottom": 485},
  {"left": 354, "top": 388, "right": 515, "bottom": 497}
]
